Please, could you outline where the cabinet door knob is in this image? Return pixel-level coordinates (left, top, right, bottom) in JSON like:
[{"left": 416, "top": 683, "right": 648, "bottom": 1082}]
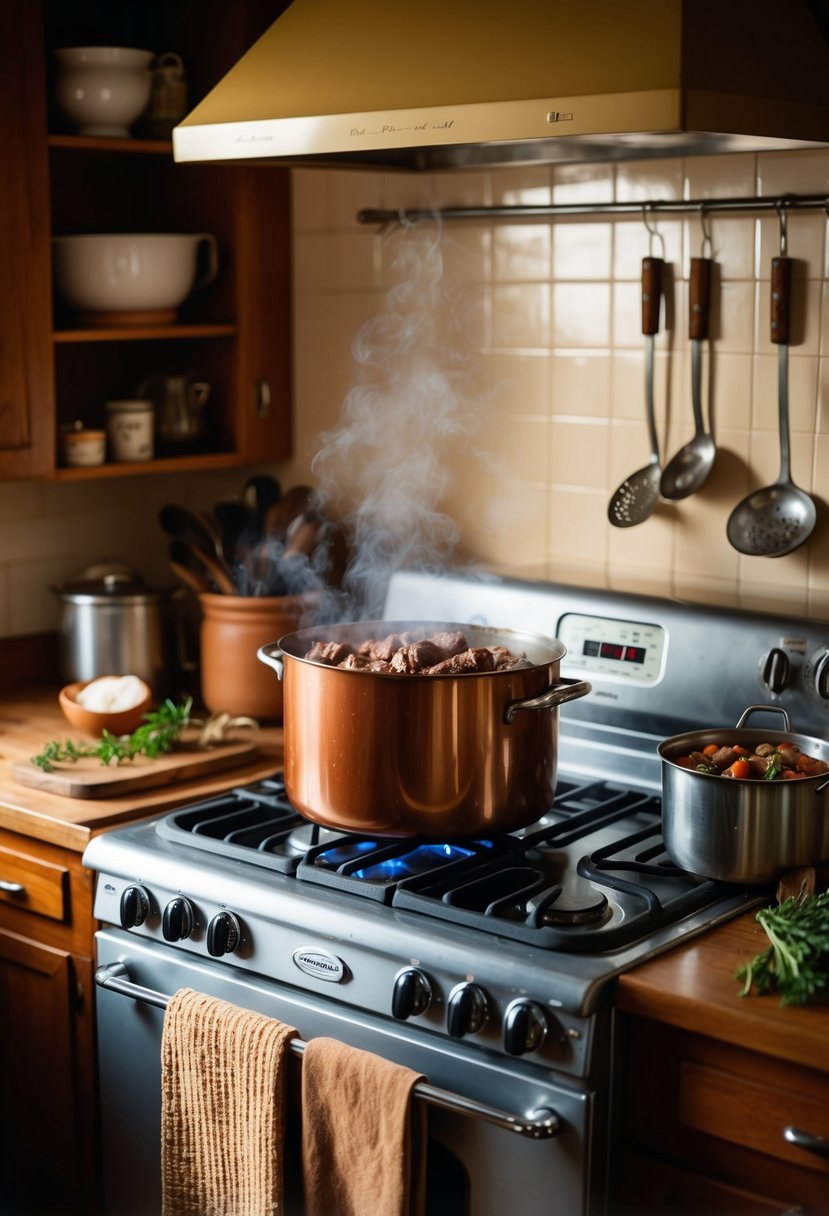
[
  {"left": 254, "top": 379, "right": 271, "bottom": 419},
  {"left": 784, "top": 1124, "right": 829, "bottom": 1159},
  {"left": 0, "top": 879, "right": 25, "bottom": 895}
]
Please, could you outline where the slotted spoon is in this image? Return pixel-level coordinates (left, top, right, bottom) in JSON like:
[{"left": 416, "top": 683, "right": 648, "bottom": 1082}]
[
  {"left": 660, "top": 255, "right": 717, "bottom": 499},
  {"left": 608, "top": 256, "right": 664, "bottom": 527},
  {"left": 726, "top": 252, "right": 816, "bottom": 558}
]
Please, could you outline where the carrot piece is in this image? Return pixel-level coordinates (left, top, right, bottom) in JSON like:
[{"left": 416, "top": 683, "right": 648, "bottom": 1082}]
[
  {"left": 724, "top": 757, "right": 751, "bottom": 779},
  {"left": 702, "top": 744, "right": 719, "bottom": 756}
]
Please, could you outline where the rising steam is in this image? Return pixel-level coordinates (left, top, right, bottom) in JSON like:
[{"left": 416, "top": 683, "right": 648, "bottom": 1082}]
[{"left": 313, "top": 218, "right": 483, "bottom": 619}]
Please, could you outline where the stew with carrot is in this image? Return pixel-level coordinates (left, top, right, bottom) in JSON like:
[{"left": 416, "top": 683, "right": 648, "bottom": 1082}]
[{"left": 674, "top": 740, "right": 829, "bottom": 780}]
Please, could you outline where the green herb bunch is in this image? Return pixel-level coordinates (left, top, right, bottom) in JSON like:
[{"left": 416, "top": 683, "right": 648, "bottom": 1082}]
[
  {"left": 32, "top": 697, "right": 194, "bottom": 772},
  {"left": 736, "top": 885, "right": 829, "bottom": 1007}
]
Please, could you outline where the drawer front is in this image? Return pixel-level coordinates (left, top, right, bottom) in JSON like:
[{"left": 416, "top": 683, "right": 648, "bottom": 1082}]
[
  {"left": 679, "top": 1059, "right": 829, "bottom": 1176},
  {"left": 0, "top": 844, "right": 68, "bottom": 922}
]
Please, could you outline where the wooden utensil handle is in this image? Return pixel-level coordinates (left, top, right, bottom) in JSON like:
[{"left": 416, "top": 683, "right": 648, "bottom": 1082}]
[
  {"left": 641, "top": 257, "right": 663, "bottom": 336},
  {"left": 771, "top": 255, "right": 791, "bottom": 345},
  {"left": 689, "top": 257, "right": 712, "bottom": 341}
]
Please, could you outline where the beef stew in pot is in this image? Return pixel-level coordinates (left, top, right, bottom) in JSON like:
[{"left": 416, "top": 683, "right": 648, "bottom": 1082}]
[{"left": 303, "top": 628, "right": 531, "bottom": 675}]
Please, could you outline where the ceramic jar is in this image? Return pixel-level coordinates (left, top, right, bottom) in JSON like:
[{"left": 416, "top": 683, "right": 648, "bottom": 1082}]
[
  {"left": 199, "top": 593, "right": 316, "bottom": 721},
  {"left": 106, "top": 399, "right": 154, "bottom": 461}
]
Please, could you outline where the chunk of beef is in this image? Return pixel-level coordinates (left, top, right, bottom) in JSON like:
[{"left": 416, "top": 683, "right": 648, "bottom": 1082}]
[
  {"left": 389, "top": 640, "right": 445, "bottom": 674},
  {"left": 355, "top": 634, "right": 402, "bottom": 663},
  {"left": 304, "top": 640, "right": 351, "bottom": 666},
  {"left": 429, "top": 631, "right": 468, "bottom": 659},
  {"left": 425, "top": 647, "right": 497, "bottom": 675}
]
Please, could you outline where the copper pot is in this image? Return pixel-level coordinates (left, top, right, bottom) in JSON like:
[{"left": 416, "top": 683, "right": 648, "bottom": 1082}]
[{"left": 257, "top": 620, "right": 591, "bottom": 838}]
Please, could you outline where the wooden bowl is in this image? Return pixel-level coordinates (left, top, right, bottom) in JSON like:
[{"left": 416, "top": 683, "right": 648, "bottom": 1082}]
[{"left": 58, "top": 679, "right": 152, "bottom": 737}]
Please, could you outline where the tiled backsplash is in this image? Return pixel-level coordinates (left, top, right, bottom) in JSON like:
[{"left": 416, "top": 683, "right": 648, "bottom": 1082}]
[
  {"left": 286, "top": 148, "right": 829, "bottom": 620},
  {"left": 1, "top": 149, "right": 828, "bottom": 640}
]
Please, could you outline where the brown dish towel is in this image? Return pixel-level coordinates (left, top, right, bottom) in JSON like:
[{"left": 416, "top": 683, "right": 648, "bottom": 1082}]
[
  {"left": 301, "top": 1037, "right": 426, "bottom": 1216},
  {"left": 161, "top": 987, "right": 296, "bottom": 1216}
]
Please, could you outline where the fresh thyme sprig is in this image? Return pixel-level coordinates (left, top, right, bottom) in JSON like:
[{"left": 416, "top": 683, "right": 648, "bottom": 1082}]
[
  {"left": 32, "top": 697, "right": 194, "bottom": 772},
  {"left": 736, "top": 884, "right": 829, "bottom": 1007}
]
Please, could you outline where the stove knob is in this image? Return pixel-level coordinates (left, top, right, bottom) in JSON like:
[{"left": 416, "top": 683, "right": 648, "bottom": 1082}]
[
  {"left": 206, "top": 910, "right": 242, "bottom": 957},
  {"left": 503, "top": 1000, "right": 548, "bottom": 1057},
  {"left": 391, "top": 968, "right": 432, "bottom": 1020},
  {"left": 446, "top": 982, "right": 488, "bottom": 1039},
  {"left": 762, "top": 647, "right": 791, "bottom": 693},
  {"left": 162, "top": 897, "right": 195, "bottom": 943},
  {"left": 119, "top": 884, "right": 150, "bottom": 929},
  {"left": 815, "top": 651, "right": 829, "bottom": 700}
]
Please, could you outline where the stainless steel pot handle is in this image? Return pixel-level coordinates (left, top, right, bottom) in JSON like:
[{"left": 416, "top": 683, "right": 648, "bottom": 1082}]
[
  {"left": 257, "top": 643, "right": 285, "bottom": 680},
  {"left": 94, "top": 962, "right": 559, "bottom": 1140},
  {"left": 735, "top": 704, "right": 793, "bottom": 730},
  {"left": 505, "top": 677, "right": 592, "bottom": 723}
]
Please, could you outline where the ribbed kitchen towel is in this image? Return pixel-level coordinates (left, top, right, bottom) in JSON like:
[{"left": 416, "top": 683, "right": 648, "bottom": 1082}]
[
  {"left": 161, "top": 987, "right": 297, "bottom": 1216},
  {"left": 301, "top": 1036, "right": 426, "bottom": 1216}
]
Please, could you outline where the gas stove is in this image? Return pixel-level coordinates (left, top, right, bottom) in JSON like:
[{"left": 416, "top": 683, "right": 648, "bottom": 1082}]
[{"left": 83, "top": 571, "right": 829, "bottom": 1215}]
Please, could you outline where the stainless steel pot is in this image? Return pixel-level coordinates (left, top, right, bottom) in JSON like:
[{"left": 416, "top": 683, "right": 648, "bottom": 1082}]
[
  {"left": 53, "top": 564, "right": 188, "bottom": 697},
  {"left": 258, "top": 619, "right": 591, "bottom": 838},
  {"left": 659, "top": 705, "right": 829, "bottom": 884}
]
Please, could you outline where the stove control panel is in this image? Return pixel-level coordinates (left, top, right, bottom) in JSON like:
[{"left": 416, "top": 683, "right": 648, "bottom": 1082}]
[{"left": 557, "top": 613, "right": 666, "bottom": 685}]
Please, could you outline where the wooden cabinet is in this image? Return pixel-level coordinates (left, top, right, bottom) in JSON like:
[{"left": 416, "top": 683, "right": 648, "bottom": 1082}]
[
  {"left": 0, "top": 827, "right": 97, "bottom": 1214},
  {"left": 0, "top": 0, "right": 292, "bottom": 483},
  {"left": 616, "top": 1016, "right": 829, "bottom": 1215}
]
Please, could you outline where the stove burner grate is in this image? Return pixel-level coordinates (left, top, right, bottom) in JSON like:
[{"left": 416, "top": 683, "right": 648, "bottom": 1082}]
[{"left": 157, "top": 776, "right": 309, "bottom": 874}]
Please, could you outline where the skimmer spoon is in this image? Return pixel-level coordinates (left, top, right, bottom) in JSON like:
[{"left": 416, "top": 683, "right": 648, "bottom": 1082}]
[
  {"left": 726, "top": 243, "right": 816, "bottom": 558},
  {"left": 608, "top": 255, "right": 663, "bottom": 527},
  {"left": 660, "top": 254, "right": 716, "bottom": 499}
]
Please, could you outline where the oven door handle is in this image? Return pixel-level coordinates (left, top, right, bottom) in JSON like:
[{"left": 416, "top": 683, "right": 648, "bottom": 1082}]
[{"left": 95, "top": 962, "right": 560, "bottom": 1140}]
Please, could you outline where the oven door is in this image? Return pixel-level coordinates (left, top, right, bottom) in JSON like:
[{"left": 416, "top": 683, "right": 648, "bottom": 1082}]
[{"left": 95, "top": 929, "right": 603, "bottom": 1216}]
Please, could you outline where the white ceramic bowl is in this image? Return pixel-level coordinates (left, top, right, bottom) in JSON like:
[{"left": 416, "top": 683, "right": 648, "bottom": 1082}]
[
  {"left": 54, "top": 46, "right": 154, "bottom": 137},
  {"left": 51, "top": 233, "right": 218, "bottom": 319}
]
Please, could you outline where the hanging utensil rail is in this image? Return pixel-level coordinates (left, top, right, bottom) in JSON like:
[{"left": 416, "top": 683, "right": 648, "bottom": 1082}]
[{"left": 358, "top": 191, "right": 829, "bottom": 225}]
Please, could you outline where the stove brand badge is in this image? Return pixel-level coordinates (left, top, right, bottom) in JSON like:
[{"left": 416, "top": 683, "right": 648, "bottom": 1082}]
[{"left": 293, "top": 948, "right": 347, "bottom": 983}]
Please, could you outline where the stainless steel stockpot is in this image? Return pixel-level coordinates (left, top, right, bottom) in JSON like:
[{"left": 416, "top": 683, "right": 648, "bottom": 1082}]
[
  {"left": 659, "top": 705, "right": 829, "bottom": 884},
  {"left": 53, "top": 565, "right": 186, "bottom": 697},
  {"left": 258, "top": 619, "right": 591, "bottom": 838}
]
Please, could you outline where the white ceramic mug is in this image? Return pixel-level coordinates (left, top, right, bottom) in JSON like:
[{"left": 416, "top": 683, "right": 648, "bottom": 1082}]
[{"left": 106, "top": 400, "right": 154, "bottom": 461}]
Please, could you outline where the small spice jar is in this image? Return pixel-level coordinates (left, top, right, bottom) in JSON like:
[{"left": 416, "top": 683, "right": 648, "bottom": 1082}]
[{"left": 61, "top": 425, "right": 106, "bottom": 467}]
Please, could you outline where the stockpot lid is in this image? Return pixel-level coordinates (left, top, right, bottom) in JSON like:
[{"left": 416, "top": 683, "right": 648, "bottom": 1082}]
[{"left": 53, "top": 561, "right": 173, "bottom": 605}]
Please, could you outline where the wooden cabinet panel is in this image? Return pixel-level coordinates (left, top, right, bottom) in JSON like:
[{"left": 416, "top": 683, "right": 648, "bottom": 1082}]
[
  {"left": 0, "top": 841, "right": 69, "bottom": 921},
  {"left": 0, "top": 930, "right": 95, "bottom": 1214},
  {"left": 678, "top": 1056, "right": 829, "bottom": 1174},
  {"left": 619, "top": 1016, "right": 829, "bottom": 1215},
  {"left": 0, "top": 1, "right": 54, "bottom": 478}
]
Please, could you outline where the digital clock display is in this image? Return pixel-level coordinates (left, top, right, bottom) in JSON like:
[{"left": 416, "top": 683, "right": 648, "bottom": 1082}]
[
  {"left": 583, "top": 640, "right": 647, "bottom": 664},
  {"left": 557, "top": 613, "right": 666, "bottom": 685}
]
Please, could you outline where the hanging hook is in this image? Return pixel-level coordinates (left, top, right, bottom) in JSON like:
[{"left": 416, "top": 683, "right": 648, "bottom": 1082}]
[
  {"left": 642, "top": 204, "right": 665, "bottom": 260},
  {"left": 775, "top": 198, "right": 789, "bottom": 256},
  {"left": 699, "top": 205, "right": 713, "bottom": 259}
]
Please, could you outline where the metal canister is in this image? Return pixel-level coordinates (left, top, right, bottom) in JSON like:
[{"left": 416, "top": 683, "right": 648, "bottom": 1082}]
[{"left": 53, "top": 564, "right": 186, "bottom": 697}]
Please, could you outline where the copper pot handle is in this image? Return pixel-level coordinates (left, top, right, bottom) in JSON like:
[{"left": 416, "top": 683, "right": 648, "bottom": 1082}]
[
  {"left": 505, "top": 677, "right": 591, "bottom": 723},
  {"left": 257, "top": 643, "right": 285, "bottom": 680}
]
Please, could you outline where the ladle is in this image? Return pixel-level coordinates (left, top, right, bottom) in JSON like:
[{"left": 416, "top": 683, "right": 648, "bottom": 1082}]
[
  {"left": 726, "top": 212, "right": 816, "bottom": 557},
  {"left": 660, "top": 247, "right": 716, "bottom": 499},
  {"left": 608, "top": 253, "right": 664, "bottom": 527}
]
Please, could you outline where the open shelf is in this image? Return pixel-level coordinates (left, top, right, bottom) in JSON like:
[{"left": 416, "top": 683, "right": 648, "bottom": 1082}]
[{"left": 53, "top": 323, "right": 238, "bottom": 343}]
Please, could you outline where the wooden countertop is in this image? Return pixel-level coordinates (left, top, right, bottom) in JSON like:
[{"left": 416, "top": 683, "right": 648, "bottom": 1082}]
[
  {"left": 0, "top": 685, "right": 284, "bottom": 852},
  {"left": 615, "top": 907, "right": 829, "bottom": 1072}
]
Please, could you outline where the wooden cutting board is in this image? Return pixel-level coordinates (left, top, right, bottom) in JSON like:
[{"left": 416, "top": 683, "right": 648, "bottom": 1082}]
[{"left": 11, "top": 735, "right": 260, "bottom": 799}]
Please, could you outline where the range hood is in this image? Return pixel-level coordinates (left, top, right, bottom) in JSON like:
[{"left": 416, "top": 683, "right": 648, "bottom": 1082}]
[{"left": 173, "top": 0, "right": 829, "bottom": 170}]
